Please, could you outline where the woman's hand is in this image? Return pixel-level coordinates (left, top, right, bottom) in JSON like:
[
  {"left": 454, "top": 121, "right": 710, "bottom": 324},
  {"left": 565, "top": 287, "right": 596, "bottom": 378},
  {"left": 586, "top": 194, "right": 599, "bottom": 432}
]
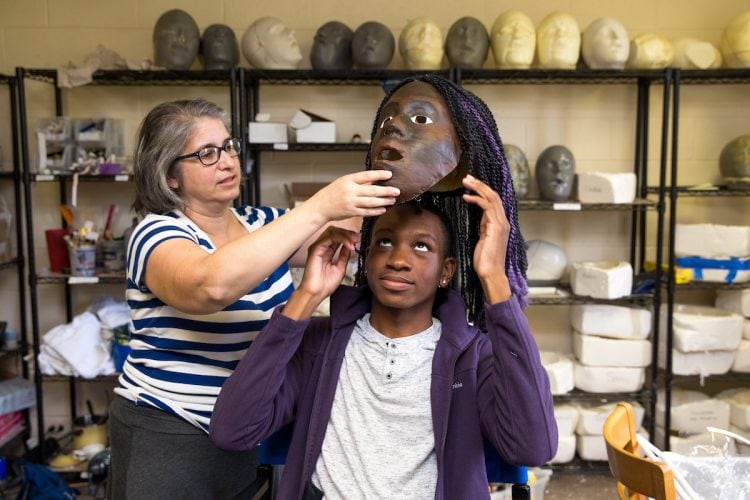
[
  {"left": 282, "top": 227, "right": 360, "bottom": 320},
  {"left": 307, "top": 170, "right": 400, "bottom": 222},
  {"left": 462, "top": 175, "right": 512, "bottom": 303}
]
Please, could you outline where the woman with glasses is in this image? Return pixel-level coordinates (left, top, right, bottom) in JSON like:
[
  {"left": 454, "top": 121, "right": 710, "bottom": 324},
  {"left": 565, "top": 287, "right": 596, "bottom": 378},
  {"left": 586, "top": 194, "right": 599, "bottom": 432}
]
[{"left": 107, "top": 98, "right": 399, "bottom": 499}]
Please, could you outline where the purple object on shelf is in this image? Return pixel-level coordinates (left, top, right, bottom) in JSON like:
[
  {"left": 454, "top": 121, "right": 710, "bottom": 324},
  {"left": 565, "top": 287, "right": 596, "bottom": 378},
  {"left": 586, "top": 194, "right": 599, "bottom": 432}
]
[{"left": 98, "top": 163, "right": 122, "bottom": 175}]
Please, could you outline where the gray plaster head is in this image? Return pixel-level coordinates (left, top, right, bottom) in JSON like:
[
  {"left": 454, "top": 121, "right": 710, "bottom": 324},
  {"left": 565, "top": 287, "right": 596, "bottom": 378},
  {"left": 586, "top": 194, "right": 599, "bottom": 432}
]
[
  {"left": 581, "top": 17, "right": 629, "bottom": 69},
  {"left": 719, "top": 135, "right": 750, "bottom": 190},
  {"left": 445, "top": 17, "right": 489, "bottom": 69},
  {"left": 241, "top": 17, "right": 303, "bottom": 69},
  {"left": 153, "top": 9, "right": 200, "bottom": 70},
  {"left": 504, "top": 144, "right": 530, "bottom": 199},
  {"left": 352, "top": 21, "right": 395, "bottom": 69},
  {"left": 491, "top": 10, "right": 536, "bottom": 69},
  {"left": 201, "top": 24, "right": 239, "bottom": 70},
  {"left": 311, "top": 21, "right": 354, "bottom": 70},
  {"left": 536, "top": 145, "right": 576, "bottom": 201},
  {"left": 399, "top": 17, "right": 443, "bottom": 70},
  {"left": 720, "top": 10, "right": 750, "bottom": 68}
]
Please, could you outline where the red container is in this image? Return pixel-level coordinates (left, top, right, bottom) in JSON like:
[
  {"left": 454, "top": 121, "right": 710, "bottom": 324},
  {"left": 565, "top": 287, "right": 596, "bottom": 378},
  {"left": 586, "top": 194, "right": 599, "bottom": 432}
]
[{"left": 45, "top": 228, "right": 69, "bottom": 273}]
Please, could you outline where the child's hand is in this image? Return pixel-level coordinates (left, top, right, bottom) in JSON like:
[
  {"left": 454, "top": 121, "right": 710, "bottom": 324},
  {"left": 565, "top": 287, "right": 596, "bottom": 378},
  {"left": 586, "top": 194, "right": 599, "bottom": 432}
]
[
  {"left": 462, "top": 175, "right": 512, "bottom": 303},
  {"left": 300, "top": 227, "right": 359, "bottom": 299}
]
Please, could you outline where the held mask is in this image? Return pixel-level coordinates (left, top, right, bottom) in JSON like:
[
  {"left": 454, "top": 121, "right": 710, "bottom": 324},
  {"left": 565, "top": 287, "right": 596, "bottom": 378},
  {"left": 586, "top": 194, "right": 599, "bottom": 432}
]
[{"left": 370, "top": 81, "right": 462, "bottom": 203}]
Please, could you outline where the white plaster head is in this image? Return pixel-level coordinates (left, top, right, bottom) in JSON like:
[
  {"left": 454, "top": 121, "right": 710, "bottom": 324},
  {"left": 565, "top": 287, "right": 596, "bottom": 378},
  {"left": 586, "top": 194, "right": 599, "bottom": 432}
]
[
  {"left": 720, "top": 10, "right": 750, "bottom": 68},
  {"left": 672, "top": 38, "right": 722, "bottom": 69},
  {"left": 491, "top": 10, "right": 536, "bottom": 69},
  {"left": 626, "top": 33, "right": 674, "bottom": 69},
  {"left": 398, "top": 17, "right": 444, "bottom": 69},
  {"left": 536, "top": 12, "right": 581, "bottom": 69},
  {"left": 241, "top": 17, "right": 303, "bottom": 69},
  {"left": 581, "top": 17, "right": 629, "bottom": 69}
]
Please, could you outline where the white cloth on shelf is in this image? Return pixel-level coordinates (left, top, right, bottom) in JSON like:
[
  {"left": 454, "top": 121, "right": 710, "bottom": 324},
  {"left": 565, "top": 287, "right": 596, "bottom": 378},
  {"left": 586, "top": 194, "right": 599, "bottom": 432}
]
[{"left": 38, "top": 310, "right": 115, "bottom": 378}]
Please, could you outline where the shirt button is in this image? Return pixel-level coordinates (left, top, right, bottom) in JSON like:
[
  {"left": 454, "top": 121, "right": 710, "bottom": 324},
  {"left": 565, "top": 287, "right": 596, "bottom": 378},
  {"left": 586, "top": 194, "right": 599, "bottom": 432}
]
[
  {"left": 386, "top": 373, "right": 392, "bottom": 379},
  {"left": 390, "top": 359, "right": 395, "bottom": 364}
]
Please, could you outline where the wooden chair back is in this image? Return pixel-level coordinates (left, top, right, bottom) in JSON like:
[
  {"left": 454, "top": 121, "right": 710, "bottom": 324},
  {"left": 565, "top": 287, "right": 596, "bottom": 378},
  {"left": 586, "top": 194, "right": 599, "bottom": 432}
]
[{"left": 603, "top": 402, "right": 677, "bottom": 500}]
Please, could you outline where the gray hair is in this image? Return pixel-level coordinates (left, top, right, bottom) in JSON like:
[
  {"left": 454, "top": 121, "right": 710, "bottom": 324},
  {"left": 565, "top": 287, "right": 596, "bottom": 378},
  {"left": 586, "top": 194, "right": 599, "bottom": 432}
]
[{"left": 132, "top": 98, "right": 230, "bottom": 216}]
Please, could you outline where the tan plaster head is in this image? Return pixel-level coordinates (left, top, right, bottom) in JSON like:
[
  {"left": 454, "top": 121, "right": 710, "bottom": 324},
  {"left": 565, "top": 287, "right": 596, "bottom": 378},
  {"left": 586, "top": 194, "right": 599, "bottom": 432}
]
[
  {"left": 241, "top": 17, "right": 302, "bottom": 69},
  {"left": 399, "top": 17, "right": 444, "bottom": 69},
  {"left": 536, "top": 12, "right": 581, "bottom": 69},
  {"left": 491, "top": 10, "right": 536, "bottom": 69}
]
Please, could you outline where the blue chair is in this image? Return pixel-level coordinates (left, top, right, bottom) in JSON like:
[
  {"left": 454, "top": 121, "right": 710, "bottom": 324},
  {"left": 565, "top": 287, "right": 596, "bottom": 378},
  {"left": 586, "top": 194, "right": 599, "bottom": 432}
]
[{"left": 258, "top": 425, "right": 530, "bottom": 499}]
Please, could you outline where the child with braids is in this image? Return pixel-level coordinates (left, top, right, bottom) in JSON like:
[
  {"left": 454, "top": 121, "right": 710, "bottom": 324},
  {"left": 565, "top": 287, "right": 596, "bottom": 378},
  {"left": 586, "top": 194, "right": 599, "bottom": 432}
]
[{"left": 210, "top": 75, "right": 556, "bottom": 499}]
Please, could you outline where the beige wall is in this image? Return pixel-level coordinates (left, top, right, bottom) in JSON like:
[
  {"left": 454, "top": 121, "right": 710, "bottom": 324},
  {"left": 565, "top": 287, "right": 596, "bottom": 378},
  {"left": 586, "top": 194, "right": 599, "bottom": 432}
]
[{"left": 0, "top": 0, "right": 748, "bottom": 434}]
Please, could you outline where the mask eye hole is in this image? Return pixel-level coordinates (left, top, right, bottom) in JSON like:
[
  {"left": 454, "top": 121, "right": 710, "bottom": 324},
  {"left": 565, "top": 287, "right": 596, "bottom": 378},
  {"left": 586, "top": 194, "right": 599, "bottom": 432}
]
[
  {"left": 410, "top": 115, "right": 433, "bottom": 125},
  {"left": 379, "top": 116, "right": 393, "bottom": 129}
]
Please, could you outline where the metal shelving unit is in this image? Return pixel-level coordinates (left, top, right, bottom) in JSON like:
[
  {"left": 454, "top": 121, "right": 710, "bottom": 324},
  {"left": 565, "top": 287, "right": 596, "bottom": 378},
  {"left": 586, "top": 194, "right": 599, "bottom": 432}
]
[
  {"left": 242, "top": 68, "right": 672, "bottom": 470},
  {"left": 660, "top": 68, "right": 750, "bottom": 451},
  {"left": 0, "top": 73, "right": 31, "bottom": 449},
  {"left": 15, "top": 67, "right": 239, "bottom": 455}
]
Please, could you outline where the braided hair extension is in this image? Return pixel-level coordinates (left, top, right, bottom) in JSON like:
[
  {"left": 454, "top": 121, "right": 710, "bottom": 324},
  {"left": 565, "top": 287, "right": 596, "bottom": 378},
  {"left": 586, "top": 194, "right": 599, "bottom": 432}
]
[{"left": 355, "top": 74, "right": 528, "bottom": 320}]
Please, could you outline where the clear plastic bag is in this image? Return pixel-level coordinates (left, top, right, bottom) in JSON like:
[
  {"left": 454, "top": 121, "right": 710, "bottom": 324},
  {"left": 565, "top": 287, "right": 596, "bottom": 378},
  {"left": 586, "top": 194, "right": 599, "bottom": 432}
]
[{"left": 638, "top": 429, "right": 750, "bottom": 499}]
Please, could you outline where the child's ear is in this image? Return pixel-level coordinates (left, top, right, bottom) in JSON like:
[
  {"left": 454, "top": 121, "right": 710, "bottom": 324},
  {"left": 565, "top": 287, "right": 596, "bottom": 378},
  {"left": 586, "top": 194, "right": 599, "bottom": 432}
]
[{"left": 441, "top": 256, "right": 456, "bottom": 284}]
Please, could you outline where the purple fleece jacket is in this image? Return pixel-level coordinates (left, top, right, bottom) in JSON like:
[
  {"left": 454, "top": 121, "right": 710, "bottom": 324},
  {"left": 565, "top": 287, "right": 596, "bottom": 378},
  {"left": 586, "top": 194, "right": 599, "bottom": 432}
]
[{"left": 210, "top": 286, "right": 557, "bottom": 500}]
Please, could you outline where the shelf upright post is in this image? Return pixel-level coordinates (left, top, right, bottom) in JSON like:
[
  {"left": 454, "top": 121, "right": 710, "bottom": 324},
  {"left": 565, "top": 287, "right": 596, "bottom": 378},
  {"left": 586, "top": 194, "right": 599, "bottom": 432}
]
[
  {"left": 631, "top": 75, "right": 650, "bottom": 272},
  {"left": 16, "top": 66, "right": 47, "bottom": 457},
  {"left": 663, "top": 68, "right": 680, "bottom": 451}
]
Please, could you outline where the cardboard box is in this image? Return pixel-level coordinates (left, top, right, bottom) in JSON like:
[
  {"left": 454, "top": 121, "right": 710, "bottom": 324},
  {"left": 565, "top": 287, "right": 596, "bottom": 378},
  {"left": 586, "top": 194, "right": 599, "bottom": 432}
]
[
  {"left": 248, "top": 121, "right": 288, "bottom": 144},
  {"left": 289, "top": 109, "right": 336, "bottom": 143},
  {"left": 285, "top": 182, "right": 328, "bottom": 208}
]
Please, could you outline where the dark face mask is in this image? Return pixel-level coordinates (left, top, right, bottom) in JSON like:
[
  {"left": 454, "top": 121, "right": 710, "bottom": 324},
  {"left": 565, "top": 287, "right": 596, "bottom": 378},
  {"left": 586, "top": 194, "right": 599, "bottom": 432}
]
[{"left": 370, "top": 81, "right": 463, "bottom": 203}]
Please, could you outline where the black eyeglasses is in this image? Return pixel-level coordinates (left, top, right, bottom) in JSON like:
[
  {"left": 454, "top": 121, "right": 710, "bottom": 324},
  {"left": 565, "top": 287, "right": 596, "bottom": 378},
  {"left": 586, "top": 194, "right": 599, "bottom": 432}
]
[{"left": 173, "top": 138, "right": 242, "bottom": 166}]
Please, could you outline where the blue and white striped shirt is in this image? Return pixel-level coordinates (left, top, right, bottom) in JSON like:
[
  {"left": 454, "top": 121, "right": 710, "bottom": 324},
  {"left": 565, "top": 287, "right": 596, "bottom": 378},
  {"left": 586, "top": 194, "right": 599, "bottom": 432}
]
[{"left": 115, "top": 206, "right": 293, "bottom": 431}]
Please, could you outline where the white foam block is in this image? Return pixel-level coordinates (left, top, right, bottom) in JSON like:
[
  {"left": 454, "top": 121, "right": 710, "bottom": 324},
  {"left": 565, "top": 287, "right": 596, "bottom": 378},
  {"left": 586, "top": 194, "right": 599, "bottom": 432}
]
[
  {"left": 573, "top": 332, "right": 651, "bottom": 367},
  {"left": 554, "top": 404, "right": 579, "bottom": 436},
  {"left": 717, "top": 389, "right": 750, "bottom": 430},
  {"left": 662, "top": 304, "right": 744, "bottom": 352},
  {"left": 577, "top": 172, "right": 636, "bottom": 204},
  {"left": 570, "top": 261, "right": 633, "bottom": 299},
  {"left": 549, "top": 434, "right": 576, "bottom": 464},
  {"left": 576, "top": 434, "right": 608, "bottom": 461},
  {"left": 540, "top": 351, "right": 575, "bottom": 395},
  {"left": 654, "top": 428, "right": 738, "bottom": 456},
  {"left": 675, "top": 223, "right": 750, "bottom": 258},
  {"left": 659, "top": 348, "right": 735, "bottom": 376},
  {"left": 573, "top": 363, "right": 645, "bottom": 393},
  {"left": 575, "top": 401, "right": 644, "bottom": 435},
  {"left": 656, "top": 390, "right": 730, "bottom": 433},
  {"left": 570, "top": 304, "right": 651, "bottom": 339},
  {"left": 733, "top": 339, "right": 750, "bottom": 373},
  {"left": 716, "top": 289, "right": 750, "bottom": 317}
]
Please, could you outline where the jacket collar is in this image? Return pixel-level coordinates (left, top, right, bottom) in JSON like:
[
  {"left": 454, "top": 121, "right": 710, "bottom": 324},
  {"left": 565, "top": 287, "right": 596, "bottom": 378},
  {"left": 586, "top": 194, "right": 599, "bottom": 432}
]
[{"left": 329, "top": 285, "right": 476, "bottom": 351}]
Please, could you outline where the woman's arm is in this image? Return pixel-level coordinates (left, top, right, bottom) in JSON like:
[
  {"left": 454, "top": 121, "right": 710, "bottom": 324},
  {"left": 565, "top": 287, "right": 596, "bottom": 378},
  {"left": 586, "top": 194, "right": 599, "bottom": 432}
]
[
  {"left": 145, "top": 170, "right": 397, "bottom": 314},
  {"left": 210, "top": 228, "right": 354, "bottom": 449}
]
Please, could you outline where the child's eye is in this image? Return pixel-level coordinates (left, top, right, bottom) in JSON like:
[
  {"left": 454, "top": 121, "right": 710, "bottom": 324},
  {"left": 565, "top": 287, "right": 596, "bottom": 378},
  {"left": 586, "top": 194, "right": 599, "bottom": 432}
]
[
  {"left": 414, "top": 242, "right": 429, "bottom": 252},
  {"left": 410, "top": 115, "right": 433, "bottom": 124},
  {"left": 379, "top": 116, "right": 393, "bottom": 129},
  {"left": 377, "top": 238, "right": 393, "bottom": 247}
]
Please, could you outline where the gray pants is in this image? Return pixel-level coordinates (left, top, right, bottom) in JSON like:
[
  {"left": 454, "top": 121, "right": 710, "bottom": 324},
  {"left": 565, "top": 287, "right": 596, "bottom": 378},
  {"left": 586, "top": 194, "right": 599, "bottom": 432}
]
[{"left": 107, "top": 396, "right": 259, "bottom": 499}]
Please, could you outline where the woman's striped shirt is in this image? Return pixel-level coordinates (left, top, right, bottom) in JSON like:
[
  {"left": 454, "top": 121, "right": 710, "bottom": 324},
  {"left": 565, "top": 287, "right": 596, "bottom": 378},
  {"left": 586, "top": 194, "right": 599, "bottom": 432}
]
[{"left": 115, "top": 206, "right": 293, "bottom": 432}]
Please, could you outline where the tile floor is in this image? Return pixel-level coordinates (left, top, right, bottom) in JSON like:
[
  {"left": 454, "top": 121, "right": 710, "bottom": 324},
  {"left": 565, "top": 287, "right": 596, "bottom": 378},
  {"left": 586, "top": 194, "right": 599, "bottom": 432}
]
[{"left": 544, "top": 469, "right": 619, "bottom": 499}]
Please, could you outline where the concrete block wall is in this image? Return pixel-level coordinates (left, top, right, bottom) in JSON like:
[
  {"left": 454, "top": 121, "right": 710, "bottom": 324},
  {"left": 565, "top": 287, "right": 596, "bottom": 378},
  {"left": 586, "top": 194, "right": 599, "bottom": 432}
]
[{"left": 0, "top": 0, "right": 747, "bottom": 433}]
